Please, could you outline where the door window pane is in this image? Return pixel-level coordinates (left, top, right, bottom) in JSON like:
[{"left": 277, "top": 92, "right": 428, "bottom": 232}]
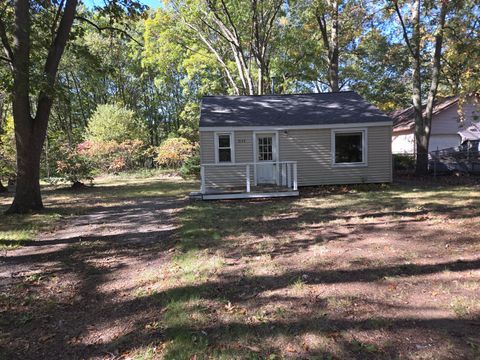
[
  {"left": 334, "top": 132, "right": 363, "bottom": 163},
  {"left": 258, "top": 136, "right": 273, "bottom": 161}
]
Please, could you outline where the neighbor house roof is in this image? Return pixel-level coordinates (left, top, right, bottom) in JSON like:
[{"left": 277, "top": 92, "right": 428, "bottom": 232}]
[
  {"left": 199, "top": 91, "right": 391, "bottom": 128},
  {"left": 390, "top": 96, "right": 460, "bottom": 132}
]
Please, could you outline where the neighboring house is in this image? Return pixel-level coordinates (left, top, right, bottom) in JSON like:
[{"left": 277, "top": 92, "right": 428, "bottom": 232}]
[
  {"left": 391, "top": 95, "right": 480, "bottom": 154},
  {"left": 197, "top": 91, "right": 392, "bottom": 200}
]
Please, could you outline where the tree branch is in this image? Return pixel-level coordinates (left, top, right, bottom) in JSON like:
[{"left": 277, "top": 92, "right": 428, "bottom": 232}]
[
  {"left": 0, "top": 17, "right": 14, "bottom": 64},
  {"left": 35, "top": 0, "right": 78, "bottom": 122},
  {"left": 74, "top": 15, "right": 143, "bottom": 46},
  {"left": 0, "top": 53, "right": 11, "bottom": 61},
  {"left": 393, "top": 1, "right": 415, "bottom": 58}
]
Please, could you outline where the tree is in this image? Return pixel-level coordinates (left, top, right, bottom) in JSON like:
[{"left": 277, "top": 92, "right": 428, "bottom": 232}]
[
  {"left": 289, "top": 0, "right": 366, "bottom": 92},
  {"left": 86, "top": 103, "right": 148, "bottom": 143},
  {"left": 164, "top": 0, "right": 284, "bottom": 95},
  {"left": 0, "top": 0, "right": 143, "bottom": 213},
  {"left": 393, "top": 0, "right": 449, "bottom": 175}
]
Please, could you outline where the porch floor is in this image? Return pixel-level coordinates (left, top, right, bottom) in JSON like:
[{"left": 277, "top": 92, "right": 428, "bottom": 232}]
[{"left": 190, "top": 185, "right": 299, "bottom": 200}]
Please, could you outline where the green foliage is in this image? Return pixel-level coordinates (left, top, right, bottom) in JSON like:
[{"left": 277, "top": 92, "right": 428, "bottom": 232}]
[
  {"left": 56, "top": 145, "right": 94, "bottom": 185},
  {"left": 177, "top": 102, "right": 200, "bottom": 143},
  {"left": 155, "top": 137, "right": 196, "bottom": 169},
  {"left": 86, "top": 103, "right": 148, "bottom": 143},
  {"left": 179, "top": 153, "right": 200, "bottom": 180},
  {"left": 393, "top": 154, "right": 416, "bottom": 171},
  {"left": 0, "top": 116, "right": 16, "bottom": 181}
]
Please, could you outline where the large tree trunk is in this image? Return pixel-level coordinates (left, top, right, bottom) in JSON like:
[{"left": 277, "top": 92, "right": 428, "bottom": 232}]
[
  {"left": 6, "top": 0, "right": 78, "bottom": 214},
  {"left": 8, "top": 116, "right": 45, "bottom": 212}
]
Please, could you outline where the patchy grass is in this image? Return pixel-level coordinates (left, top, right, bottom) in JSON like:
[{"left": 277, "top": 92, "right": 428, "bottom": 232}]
[
  {"left": 159, "top": 180, "right": 480, "bottom": 358},
  {"left": 1, "top": 176, "right": 480, "bottom": 359},
  {"left": 0, "top": 173, "right": 195, "bottom": 251}
]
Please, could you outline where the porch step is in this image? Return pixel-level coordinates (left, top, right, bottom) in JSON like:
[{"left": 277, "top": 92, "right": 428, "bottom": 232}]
[{"left": 200, "top": 190, "right": 299, "bottom": 200}]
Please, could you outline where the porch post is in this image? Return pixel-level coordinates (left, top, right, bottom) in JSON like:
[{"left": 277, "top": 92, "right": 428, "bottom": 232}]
[
  {"left": 286, "top": 163, "right": 291, "bottom": 188},
  {"left": 200, "top": 166, "right": 206, "bottom": 194},
  {"left": 293, "top": 163, "right": 298, "bottom": 191},
  {"left": 246, "top": 165, "right": 251, "bottom": 193}
]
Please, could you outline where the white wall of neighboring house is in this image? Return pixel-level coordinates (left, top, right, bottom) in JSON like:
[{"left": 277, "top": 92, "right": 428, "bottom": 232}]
[
  {"left": 392, "top": 97, "right": 479, "bottom": 154},
  {"left": 429, "top": 135, "right": 461, "bottom": 152},
  {"left": 392, "top": 130, "right": 415, "bottom": 154}
]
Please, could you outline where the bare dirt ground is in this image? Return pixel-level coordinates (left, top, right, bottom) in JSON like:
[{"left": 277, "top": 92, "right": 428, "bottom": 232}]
[{"left": 1, "top": 175, "right": 480, "bottom": 359}]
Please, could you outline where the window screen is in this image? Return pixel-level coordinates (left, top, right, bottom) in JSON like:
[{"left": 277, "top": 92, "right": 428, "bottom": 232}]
[
  {"left": 334, "top": 132, "right": 364, "bottom": 164},
  {"left": 217, "top": 134, "right": 232, "bottom": 162}
]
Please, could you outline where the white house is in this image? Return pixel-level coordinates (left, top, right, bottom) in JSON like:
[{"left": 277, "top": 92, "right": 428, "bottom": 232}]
[
  {"left": 391, "top": 95, "right": 479, "bottom": 154},
  {"left": 197, "top": 91, "right": 392, "bottom": 200}
]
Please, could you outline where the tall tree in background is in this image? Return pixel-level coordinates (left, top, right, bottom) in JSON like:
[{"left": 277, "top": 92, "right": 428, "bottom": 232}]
[
  {"left": 315, "top": 0, "right": 340, "bottom": 91},
  {"left": 393, "top": 0, "right": 449, "bottom": 175},
  {"left": 166, "top": 0, "right": 284, "bottom": 95},
  {"left": 291, "top": 0, "right": 366, "bottom": 92}
]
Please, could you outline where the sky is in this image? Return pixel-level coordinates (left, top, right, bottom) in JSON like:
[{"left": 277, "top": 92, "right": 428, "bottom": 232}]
[{"left": 82, "top": 0, "right": 161, "bottom": 9}]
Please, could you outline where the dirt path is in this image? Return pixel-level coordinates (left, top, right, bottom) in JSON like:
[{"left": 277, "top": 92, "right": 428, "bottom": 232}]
[{"left": 0, "top": 195, "right": 184, "bottom": 359}]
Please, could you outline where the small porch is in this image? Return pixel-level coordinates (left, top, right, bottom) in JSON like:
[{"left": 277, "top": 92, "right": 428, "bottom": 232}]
[{"left": 193, "top": 161, "right": 299, "bottom": 200}]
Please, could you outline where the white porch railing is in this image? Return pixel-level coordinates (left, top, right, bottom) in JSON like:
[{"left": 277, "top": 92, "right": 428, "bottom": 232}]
[{"left": 200, "top": 161, "right": 297, "bottom": 194}]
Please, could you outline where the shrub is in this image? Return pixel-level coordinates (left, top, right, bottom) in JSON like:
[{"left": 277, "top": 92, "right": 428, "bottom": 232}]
[
  {"left": 56, "top": 145, "right": 94, "bottom": 186},
  {"left": 77, "top": 139, "right": 147, "bottom": 173},
  {"left": 86, "top": 103, "right": 148, "bottom": 143},
  {"left": 155, "top": 137, "right": 196, "bottom": 168},
  {"left": 179, "top": 153, "right": 200, "bottom": 179},
  {"left": 393, "top": 154, "right": 416, "bottom": 171},
  {"left": 0, "top": 116, "right": 16, "bottom": 182}
]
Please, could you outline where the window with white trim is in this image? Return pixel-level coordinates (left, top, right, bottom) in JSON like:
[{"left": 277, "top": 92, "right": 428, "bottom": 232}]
[
  {"left": 216, "top": 133, "right": 233, "bottom": 162},
  {"left": 333, "top": 130, "right": 366, "bottom": 165}
]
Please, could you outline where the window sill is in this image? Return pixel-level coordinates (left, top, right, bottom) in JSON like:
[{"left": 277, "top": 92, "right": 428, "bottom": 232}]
[{"left": 332, "top": 162, "right": 368, "bottom": 168}]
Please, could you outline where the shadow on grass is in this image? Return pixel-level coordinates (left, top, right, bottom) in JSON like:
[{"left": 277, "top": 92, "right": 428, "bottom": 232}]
[{"left": 1, "top": 180, "right": 480, "bottom": 359}]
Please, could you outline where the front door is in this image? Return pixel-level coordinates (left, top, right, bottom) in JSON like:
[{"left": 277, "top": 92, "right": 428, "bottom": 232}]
[{"left": 256, "top": 133, "right": 277, "bottom": 184}]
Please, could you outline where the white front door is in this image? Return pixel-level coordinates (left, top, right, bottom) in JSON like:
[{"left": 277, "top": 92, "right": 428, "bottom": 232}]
[{"left": 256, "top": 133, "right": 277, "bottom": 184}]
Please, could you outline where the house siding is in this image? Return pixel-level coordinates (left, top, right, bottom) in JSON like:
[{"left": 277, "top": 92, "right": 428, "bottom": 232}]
[
  {"left": 200, "top": 124, "right": 392, "bottom": 189},
  {"left": 200, "top": 131, "right": 254, "bottom": 189},
  {"left": 278, "top": 126, "right": 392, "bottom": 186}
]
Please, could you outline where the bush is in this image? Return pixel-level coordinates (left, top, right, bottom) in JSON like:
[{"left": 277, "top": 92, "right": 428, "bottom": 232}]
[
  {"left": 56, "top": 145, "right": 94, "bottom": 186},
  {"left": 155, "top": 137, "right": 196, "bottom": 168},
  {"left": 393, "top": 154, "right": 416, "bottom": 171},
  {"left": 179, "top": 153, "right": 200, "bottom": 179},
  {"left": 0, "top": 116, "right": 16, "bottom": 183},
  {"left": 77, "top": 139, "right": 147, "bottom": 173},
  {"left": 86, "top": 103, "right": 148, "bottom": 143}
]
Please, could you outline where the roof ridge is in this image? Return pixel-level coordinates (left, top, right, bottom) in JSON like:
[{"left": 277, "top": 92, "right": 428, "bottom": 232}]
[{"left": 202, "top": 91, "right": 357, "bottom": 98}]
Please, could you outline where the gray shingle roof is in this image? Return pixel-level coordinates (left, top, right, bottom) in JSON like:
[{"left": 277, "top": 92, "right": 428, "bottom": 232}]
[{"left": 200, "top": 91, "right": 391, "bottom": 128}]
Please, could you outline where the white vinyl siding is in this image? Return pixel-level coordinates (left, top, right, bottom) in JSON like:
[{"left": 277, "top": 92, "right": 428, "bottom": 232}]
[
  {"left": 278, "top": 126, "right": 391, "bottom": 186},
  {"left": 200, "top": 124, "right": 392, "bottom": 188}
]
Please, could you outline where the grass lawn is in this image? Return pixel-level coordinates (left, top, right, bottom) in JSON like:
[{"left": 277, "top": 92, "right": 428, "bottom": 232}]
[{"left": 1, "top": 174, "right": 479, "bottom": 359}]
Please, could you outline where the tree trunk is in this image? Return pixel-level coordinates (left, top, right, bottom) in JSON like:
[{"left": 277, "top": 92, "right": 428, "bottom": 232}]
[
  {"left": 409, "top": 0, "right": 429, "bottom": 176},
  {"left": 316, "top": 0, "right": 340, "bottom": 92},
  {"left": 6, "top": 0, "right": 78, "bottom": 214},
  {"left": 328, "top": 0, "right": 339, "bottom": 92},
  {"left": 414, "top": 0, "right": 447, "bottom": 176},
  {"left": 7, "top": 115, "right": 45, "bottom": 213}
]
